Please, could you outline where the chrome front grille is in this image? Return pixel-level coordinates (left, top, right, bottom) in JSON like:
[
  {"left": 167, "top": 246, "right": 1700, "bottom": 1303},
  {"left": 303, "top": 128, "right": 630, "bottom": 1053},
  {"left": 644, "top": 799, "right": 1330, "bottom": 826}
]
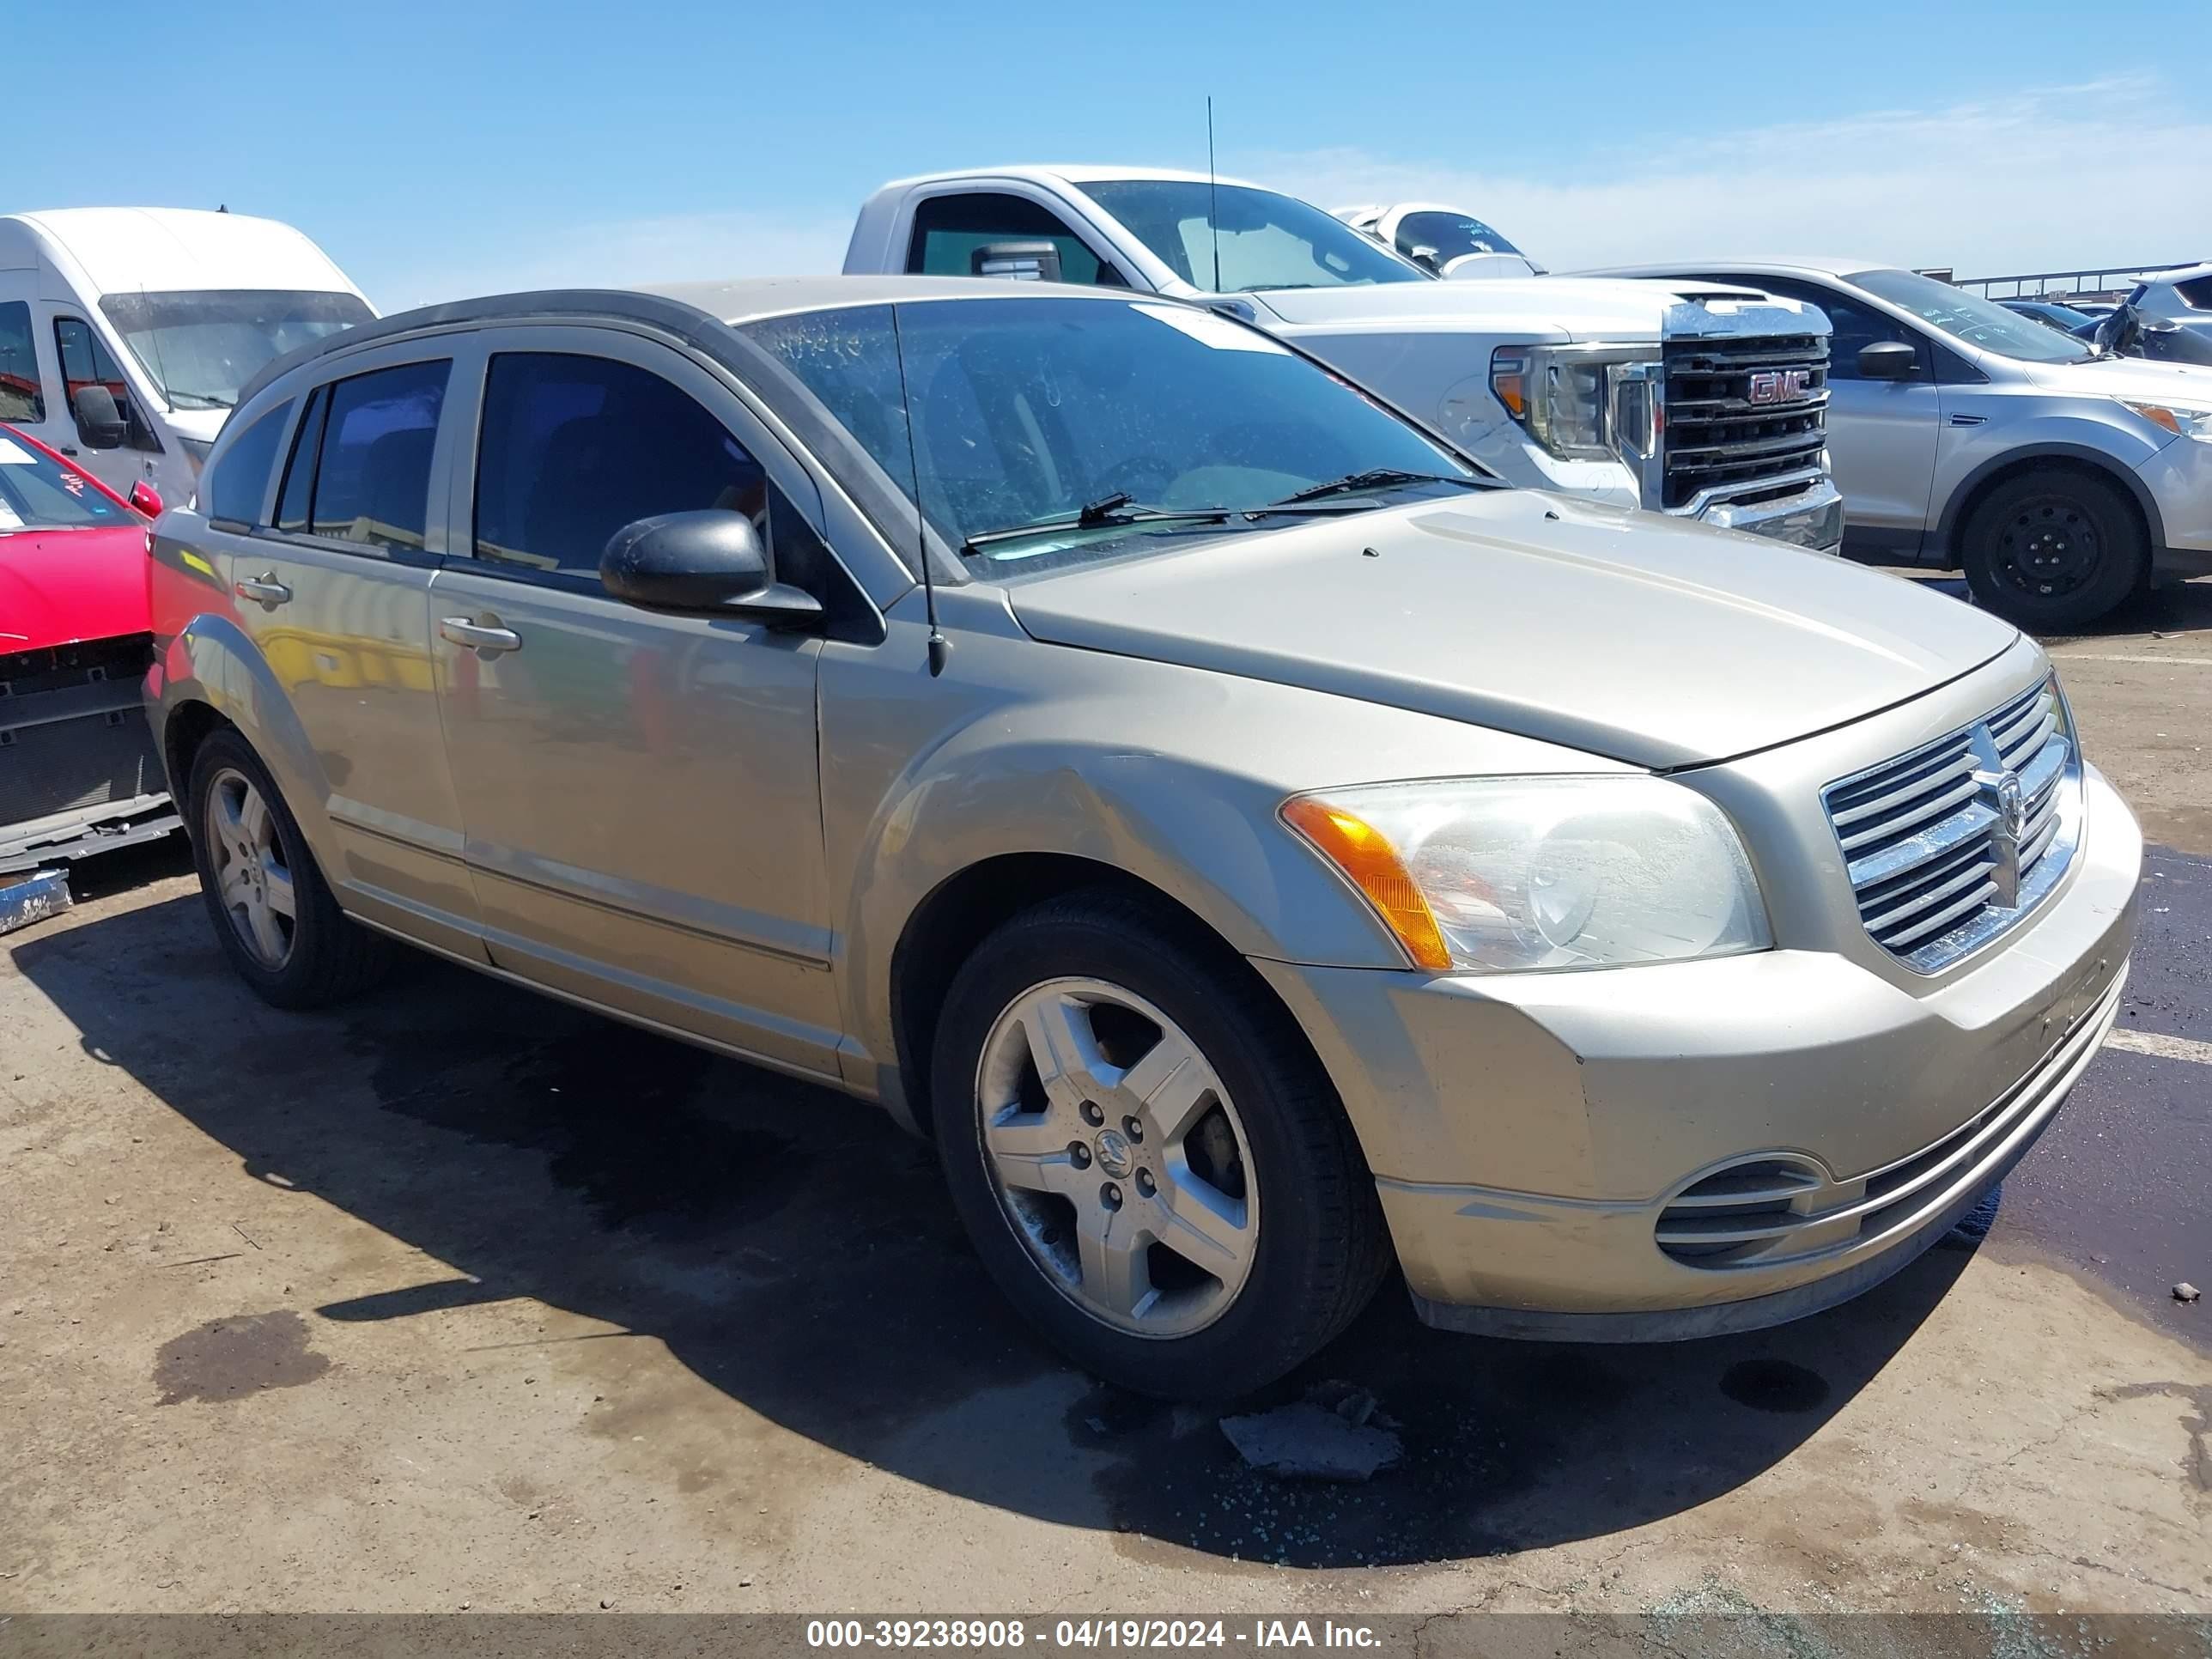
[
  {"left": 1821, "top": 677, "right": 2080, "bottom": 973},
  {"left": 1661, "top": 334, "right": 1830, "bottom": 510}
]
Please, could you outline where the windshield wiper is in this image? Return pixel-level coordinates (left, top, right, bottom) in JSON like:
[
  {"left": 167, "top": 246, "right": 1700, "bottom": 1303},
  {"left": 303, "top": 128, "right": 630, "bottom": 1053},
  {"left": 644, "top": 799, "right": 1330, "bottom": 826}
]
[
  {"left": 165, "top": 391, "right": 234, "bottom": 410},
  {"left": 962, "top": 491, "right": 1232, "bottom": 552},
  {"left": 1267, "top": 468, "right": 1488, "bottom": 506}
]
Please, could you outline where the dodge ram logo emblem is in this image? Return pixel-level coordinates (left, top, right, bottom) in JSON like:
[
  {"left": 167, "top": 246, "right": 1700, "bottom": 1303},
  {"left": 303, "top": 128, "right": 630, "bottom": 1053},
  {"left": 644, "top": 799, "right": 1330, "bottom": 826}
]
[{"left": 1747, "top": 368, "right": 1813, "bottom": 406}]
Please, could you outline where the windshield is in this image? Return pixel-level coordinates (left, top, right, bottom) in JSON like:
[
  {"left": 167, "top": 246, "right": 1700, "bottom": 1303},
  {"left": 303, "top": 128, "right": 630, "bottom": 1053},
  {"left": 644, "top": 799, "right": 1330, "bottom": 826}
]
[
  {"left": 1846, "top": 269, "right": 2094, "bottom": 364},
  {"left": 0, "top": 431, "right": 131, "bottom": 531},
  {"left": 98, "top": 289, "right": 374, "bottom": 410},
  {"left": 740, "top": 296, "right": 1480, "bottom": 572},
  {"left": 1079, "top": 180, "right": 1426, "bottom": 295},
  {"left": 1396, "top": 210, "right": 1523, "bottom": 263}
]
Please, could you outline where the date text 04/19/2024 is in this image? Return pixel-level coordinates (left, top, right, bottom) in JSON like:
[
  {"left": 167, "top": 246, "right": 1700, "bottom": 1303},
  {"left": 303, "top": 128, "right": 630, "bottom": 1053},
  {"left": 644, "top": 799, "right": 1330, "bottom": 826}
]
[{"left": 804, "top": 1620, "right": 1382, "bottom": 1650}]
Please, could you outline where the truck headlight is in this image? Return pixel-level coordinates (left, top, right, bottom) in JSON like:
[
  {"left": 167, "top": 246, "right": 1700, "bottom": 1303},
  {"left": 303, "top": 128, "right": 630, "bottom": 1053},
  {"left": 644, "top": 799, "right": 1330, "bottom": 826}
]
[
  {"left": 1283, "top": 776, "right": 1770, "bottom": 973},
  {"left": 1491, "top": 345, "right": 1662, "bottom": 465}
]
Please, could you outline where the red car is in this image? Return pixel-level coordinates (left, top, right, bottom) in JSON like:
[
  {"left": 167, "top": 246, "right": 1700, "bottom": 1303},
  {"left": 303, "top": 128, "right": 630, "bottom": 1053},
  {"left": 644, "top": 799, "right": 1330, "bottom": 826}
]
[{"left": 1, "top": 424, "right": 180, "bottom": 876}]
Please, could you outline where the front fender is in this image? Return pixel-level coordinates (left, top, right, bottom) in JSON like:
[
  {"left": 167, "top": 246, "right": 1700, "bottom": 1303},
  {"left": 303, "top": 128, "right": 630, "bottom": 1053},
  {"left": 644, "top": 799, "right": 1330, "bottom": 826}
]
[
  {"left": 1932, "top": 410, "right": 2172, "bottom": 556},
  {"left": 824, "top": 592, "right": 1632, "bottom": 1099}
]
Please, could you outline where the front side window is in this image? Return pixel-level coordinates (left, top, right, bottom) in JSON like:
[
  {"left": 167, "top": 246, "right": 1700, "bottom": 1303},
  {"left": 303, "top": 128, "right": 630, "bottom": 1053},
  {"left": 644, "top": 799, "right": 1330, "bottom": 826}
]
[
  {"left": 305, "top": 360, "right": 450, "bottom": 550},
  {"left": 0, "top": 301, "right": 43, "bottom": 422},
  {"left": 743, "top": 296, "right": 1480, "bottom": 574},
  {"left": 1395, "top": 210, "right": 1522, "bottom": 264},
  {"left": 472, "top": 352, "right": 770, "bottom": 576},
  {"left": 1079, "top": 179, "right": 1425, "bottom": 294},
  {"left": 98, "top": 289, "right": 374, "bottom": 412},
  {"left": 0, "top": 431, "right": 131, "bottom": 531},
  {"left": 907, "top": 193, "right": 1117, "bottom": 287},
  {"left": 1844, "top": 268, "right": 2093, "bottom": 364},
  {"left": 204, "top": 399, "right": 295, "bottom": 526}
]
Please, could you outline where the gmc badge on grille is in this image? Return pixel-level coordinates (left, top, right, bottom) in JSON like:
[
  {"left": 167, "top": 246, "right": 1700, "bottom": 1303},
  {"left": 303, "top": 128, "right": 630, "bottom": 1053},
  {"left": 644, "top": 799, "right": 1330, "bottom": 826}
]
[{"left": 1747, "top": 368, "right": 1813, "bottom": 405}]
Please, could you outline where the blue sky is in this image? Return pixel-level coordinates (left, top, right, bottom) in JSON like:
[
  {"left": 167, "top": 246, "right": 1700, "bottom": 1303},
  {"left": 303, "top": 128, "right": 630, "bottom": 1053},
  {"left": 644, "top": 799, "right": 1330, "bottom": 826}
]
[{"left": 11, "top": 0, "right": 2209, "bottom": 307}]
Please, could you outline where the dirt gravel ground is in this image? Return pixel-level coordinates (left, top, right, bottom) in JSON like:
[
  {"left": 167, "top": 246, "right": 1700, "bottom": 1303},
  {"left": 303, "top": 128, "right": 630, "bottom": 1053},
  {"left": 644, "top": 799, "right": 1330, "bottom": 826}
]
[{"left": 3, "top": 580, "right": 2209, "bottom": 1633}]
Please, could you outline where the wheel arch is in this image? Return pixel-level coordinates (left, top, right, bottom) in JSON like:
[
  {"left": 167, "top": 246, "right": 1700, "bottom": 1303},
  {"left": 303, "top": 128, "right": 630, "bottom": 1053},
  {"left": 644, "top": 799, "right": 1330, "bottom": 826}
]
[
  {"left": 885, "top": 853, "right": 1321, "bottom": 1141},
  {"left": 1933, "top": 444, "right": 2164, "bottom": 572}
]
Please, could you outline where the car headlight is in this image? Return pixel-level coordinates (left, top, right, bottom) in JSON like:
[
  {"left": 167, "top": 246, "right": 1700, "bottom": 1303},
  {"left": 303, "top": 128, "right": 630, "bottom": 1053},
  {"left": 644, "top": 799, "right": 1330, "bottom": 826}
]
[
  {"left": 1490, "top": 345, "right": 1661, "bottom": 464},
  {"left": 2118, "top": 399, "right": 2212, "bottom": 443},
  {"left": 1283, "top": 776, "right": 1771, "bottom": 973},
  {"left": 176, "top": 436, "right": 214, "bottom": 477}
]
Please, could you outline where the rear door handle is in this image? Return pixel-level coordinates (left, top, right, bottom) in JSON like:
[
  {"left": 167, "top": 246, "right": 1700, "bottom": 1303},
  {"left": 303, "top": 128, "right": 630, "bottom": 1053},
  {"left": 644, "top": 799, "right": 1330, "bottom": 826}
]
[
  {"left": 440, "top": 616, "right": 523, "bottom": 656},
  {"left": 234, "top": 574, "right": 292, "bottom": 608}
]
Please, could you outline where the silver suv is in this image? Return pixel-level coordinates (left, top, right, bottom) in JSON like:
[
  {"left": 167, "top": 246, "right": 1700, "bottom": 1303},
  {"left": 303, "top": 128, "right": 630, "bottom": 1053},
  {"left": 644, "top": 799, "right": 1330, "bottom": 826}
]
[
  {"left": 148, "top": 280, "right": 2139, "bottom": 1397},
  {"left": 1586, "top": 259, "right": 2212, "bottom": 630}
]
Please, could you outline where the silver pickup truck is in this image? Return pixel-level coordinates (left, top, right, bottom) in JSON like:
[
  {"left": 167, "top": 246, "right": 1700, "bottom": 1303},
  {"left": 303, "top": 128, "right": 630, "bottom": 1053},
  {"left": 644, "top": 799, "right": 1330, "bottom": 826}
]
[{"left": 846, "top": 166, "right": 1845, "bottom": 555}]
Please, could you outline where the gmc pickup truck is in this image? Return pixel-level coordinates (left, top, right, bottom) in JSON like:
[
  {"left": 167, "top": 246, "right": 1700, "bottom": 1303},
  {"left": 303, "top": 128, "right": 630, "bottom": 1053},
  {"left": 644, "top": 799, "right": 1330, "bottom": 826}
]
[{"left": 845, "top": 167, "right": 1845, "bottom": 554}]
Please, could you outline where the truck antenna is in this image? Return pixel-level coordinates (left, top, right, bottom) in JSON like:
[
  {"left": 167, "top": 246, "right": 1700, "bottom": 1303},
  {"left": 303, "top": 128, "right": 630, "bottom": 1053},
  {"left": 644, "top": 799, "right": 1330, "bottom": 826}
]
[
  {"left": 1206, "top": 96, "right": 1223, "bottom": 293},
  {"left": 888, "top": 306, "right": 950, "bottom": 678}
]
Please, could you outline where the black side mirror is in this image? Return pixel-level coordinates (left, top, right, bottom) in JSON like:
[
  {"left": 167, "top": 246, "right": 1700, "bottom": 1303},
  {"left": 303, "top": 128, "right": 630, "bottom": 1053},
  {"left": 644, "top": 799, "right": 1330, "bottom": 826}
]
[
  {"left": 71, "top": 384, "right": 128, "bottom": 449},
  {"left": 599, "top": 510, "right": 823, "bottom": 627},
  {"left": 971, "top": 240, "right": 1063, "bottom": 283},
  {"left": 1856, "top": 341, "right": 1920, "bottom": 381}
]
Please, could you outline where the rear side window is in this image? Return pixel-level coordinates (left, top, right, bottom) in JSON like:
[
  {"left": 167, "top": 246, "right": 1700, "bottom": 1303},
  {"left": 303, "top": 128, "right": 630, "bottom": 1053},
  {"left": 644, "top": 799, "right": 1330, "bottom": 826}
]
[
  {"left": 204, "top": 399, "right": 295, "bottom": 526},
  {"left": 306, "top": 360, "right": 450, "bottom": 550},
  {"left": 2176, "top": 276, "right": 2212, "bottom": 311},
  {"left": 0, "top": 301, "right": 43, "bottom": 422},
  {"left": 471, "top": 352, "right": 769, "bottom": 576},
  {"left": 907, "top": 193, "right": 1115, "bottom": 286}
]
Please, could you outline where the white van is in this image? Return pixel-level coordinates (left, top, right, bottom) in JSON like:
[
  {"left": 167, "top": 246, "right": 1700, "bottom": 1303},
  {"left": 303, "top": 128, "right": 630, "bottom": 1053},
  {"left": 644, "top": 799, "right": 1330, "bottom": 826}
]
[{"left": 0, "top": 208, "right": 374, "bottom": 506}]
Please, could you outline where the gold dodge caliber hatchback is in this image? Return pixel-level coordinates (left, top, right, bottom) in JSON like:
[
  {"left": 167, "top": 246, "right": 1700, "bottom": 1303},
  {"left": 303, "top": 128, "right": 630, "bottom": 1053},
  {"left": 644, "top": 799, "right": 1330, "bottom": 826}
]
[{"left": 146, "top": 279, "right": 2140, "bottom": 1397}]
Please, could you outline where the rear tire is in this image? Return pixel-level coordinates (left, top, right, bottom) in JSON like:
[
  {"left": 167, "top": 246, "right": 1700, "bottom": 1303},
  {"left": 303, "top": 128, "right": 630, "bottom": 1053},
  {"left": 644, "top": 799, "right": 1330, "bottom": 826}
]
[
  {"left": 1960, "top": 470, "right": 2145, "bottom": 634},
  {"left": 930, "top": 888, "right": 1390, "bottom": 1399},
  {"left": 186, "top": 727, "right": 392, "bottom": 1010}
]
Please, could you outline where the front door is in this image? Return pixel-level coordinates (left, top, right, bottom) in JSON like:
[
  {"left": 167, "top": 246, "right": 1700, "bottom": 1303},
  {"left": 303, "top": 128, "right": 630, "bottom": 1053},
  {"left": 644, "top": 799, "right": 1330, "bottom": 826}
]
[
  {"left": 427, "top": 329, "right": 840, "bottom": 1075},
  {"left": 1772, "top": 281, "right": 1941, "bottom": 559},
  {"left": 218, "top": 344, "right": 485, "bottom": 960}
]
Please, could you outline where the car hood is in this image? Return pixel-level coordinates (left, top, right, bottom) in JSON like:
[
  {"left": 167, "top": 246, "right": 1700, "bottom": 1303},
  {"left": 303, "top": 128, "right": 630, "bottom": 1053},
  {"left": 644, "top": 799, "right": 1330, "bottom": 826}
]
[
  {"left": 1249, "top": 276, "right": 1784, "bottom": 342},
  {"left": 1004, "top": 491, "right": 2018, "bottom": 769},
  {"left": 2020, "top": 351, "right": 2212, "bottom": 398},
  {"left": 0, "top": 525, "right": 152, "bottom": 653}
]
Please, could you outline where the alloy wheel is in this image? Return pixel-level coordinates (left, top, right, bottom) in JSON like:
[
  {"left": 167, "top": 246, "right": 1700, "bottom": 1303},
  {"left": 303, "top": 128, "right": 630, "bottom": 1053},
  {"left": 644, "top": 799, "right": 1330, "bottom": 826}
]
[
  {"left": 204, "top": 767, "right": 297, "bottom": 968},
  {"left": 973, "top": 977, "right": 1258, "bottom": 1337}
]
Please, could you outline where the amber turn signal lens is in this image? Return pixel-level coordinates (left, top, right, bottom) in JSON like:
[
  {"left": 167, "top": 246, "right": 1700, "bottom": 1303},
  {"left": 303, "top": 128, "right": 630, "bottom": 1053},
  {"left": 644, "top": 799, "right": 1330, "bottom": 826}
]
[{"left": 1281, "top": 797, "right": 1451, "bottom": 972}]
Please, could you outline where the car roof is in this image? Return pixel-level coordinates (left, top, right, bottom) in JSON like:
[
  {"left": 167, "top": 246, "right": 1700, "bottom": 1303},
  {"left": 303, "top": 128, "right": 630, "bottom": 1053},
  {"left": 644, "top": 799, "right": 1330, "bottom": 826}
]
[
  {"left": 1578, "top": 258, "right": 1893, "bottom": 280},
  {"left": 2147, "top": 261, "right": 2212, "bottom": 286},
  {"left": 0, "top": 207, "right": 357, "bottom": 298},
  {"left": 874, "top": 163, "right": 1275, "bottom": 194},
  {"left": 227, "top": 276, "right": 1150, "bottom": 415}
]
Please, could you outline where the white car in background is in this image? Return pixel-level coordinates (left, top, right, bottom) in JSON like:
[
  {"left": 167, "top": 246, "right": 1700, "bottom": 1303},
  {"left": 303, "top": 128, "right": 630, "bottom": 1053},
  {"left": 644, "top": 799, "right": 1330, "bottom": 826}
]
[
  {"left": 1336, "top": 203, "right": 1544, "bottom": 279},
  {"left": 0, "top": 209, "right": 375, "bottom": 507}
]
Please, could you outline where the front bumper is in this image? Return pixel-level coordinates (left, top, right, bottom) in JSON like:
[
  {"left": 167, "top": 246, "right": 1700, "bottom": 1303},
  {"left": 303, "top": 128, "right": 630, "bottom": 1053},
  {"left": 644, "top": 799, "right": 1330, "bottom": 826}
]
[
  {"left": 2134, "top": 430, "right": 2212, "bottom": 577},
  {"left": 1253, "top": 765, "right": 2141, "bottom": 1339},
  {"left": 1679, "top": 474, "right": 1844, "bottom": 556}
]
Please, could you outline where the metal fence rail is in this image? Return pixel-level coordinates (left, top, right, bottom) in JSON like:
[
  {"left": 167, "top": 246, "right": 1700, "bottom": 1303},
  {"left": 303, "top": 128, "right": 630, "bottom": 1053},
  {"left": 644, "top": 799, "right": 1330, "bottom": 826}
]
[{"left": 1950, "top": 261, "right": 2203, "bottom": 301}]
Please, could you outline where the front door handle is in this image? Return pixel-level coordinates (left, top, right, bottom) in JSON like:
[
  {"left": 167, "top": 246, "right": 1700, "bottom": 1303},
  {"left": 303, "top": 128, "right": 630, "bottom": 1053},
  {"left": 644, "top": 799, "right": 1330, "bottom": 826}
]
[
  {"left": 234, "top": 574, "right": 292, "bottom": 608},
  {"left": 440, "top": 616, "right": 523, "bottom": 656}
]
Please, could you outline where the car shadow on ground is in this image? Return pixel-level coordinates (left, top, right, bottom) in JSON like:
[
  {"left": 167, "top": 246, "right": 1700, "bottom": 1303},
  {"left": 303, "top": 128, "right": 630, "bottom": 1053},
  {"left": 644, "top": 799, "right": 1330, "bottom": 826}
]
[
  {"left": 1892, "top": 567, "right": 2212, "bottom": 642},
  {"left": 14, "top": 890, "right": 1978, "bottom": 1569}
]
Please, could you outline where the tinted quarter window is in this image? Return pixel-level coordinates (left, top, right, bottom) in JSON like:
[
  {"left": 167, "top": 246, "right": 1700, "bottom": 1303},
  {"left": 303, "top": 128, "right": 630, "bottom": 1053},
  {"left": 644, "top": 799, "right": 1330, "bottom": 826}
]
[
  {"left": 309, "top": 360, "right": 449, "bottom": 550},
  {"left": 2176, "top": 276, "right": 2212, "bottom": 311},
  {"left": 274, "top": 386, "right": 325, "bottom": 533},
  {"left": 473, "top": 352, "right": 769, "bottom": 576},
  {"left": 204, "top": 398, "right": 294, "bottom": 526},
  {"left": 908, "top": 193, "right": 1115, "bottom": 286},
  {"left": 0, "top": 301, "right": 43, "bottom": 422}
]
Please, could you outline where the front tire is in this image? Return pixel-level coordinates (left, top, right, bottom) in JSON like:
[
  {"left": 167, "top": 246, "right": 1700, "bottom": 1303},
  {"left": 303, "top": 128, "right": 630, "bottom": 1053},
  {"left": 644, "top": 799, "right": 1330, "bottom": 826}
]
[
  {"left": 930, "top": 890, "right": 1389, "bottom": 1398},
  {"left": 186, "top": 727, "right": 392, "bottom": 1009},
  {"left": 1960, "top": 470, "right": 2145, "bottom": 634}
]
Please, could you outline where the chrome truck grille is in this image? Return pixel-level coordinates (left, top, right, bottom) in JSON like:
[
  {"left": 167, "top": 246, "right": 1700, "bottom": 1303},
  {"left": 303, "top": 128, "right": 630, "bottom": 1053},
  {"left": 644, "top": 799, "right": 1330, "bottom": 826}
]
[
  {"left": 1820, "top": 677, "right": 2080, "bottom": 974},
  {"left": 1661, "top": 334, "right": 1830, "bottom": 510}
]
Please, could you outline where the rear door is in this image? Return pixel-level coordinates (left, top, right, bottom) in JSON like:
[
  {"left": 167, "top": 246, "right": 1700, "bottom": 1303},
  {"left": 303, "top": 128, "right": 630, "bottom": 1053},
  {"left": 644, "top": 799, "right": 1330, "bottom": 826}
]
[
  {"left": 427, "top": 325, "right": 841, "bottom": 1074},
  {"left": 218, "top": 338, "right": 484, "bottom": 959}
]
